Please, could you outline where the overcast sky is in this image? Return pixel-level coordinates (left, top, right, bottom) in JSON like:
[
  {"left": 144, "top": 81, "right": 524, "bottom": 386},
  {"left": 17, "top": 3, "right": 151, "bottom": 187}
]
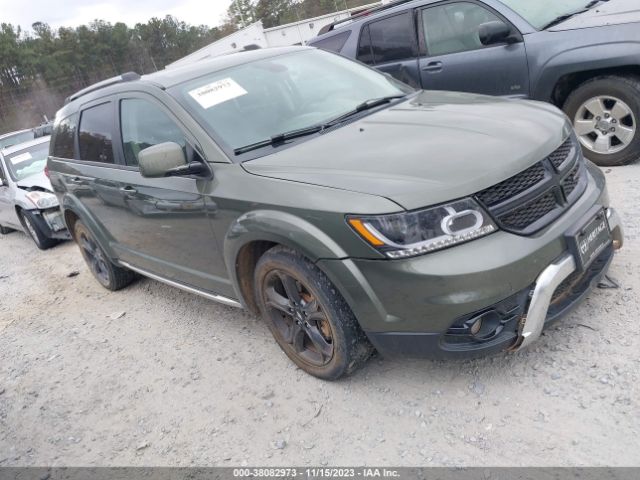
[{"left": 0, "top": 0, "right": 233, "bottom": 31}]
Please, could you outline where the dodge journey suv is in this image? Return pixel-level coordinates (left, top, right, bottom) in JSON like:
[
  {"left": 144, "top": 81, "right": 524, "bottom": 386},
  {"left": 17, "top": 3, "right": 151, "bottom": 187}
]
[{"left": 48, "top": 47, "right": 624, "bottom": 379}]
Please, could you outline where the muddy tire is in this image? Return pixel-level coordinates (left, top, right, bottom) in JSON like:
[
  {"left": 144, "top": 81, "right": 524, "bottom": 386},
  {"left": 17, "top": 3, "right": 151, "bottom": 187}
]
[
  {"left": 74, "top": 220, "right": 136, "bottom": 291},
  {"left": 19, "top": 210, "right": 58, "bottom": 250},
  {"left": 254, "top": 246, "right": 373, "bottom": 380},
  {"left": 564, "top": 75, "right": 640, "bottom": 167}
]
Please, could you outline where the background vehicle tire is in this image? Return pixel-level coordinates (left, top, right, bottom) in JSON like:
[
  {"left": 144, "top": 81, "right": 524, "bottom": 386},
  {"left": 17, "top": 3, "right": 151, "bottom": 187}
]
[
  {"left": 73, "top": 220, "right": 136, "bottom": 291},
  {"left": 0, "top": 225, "right": 13, "bottom": 234},
  {"left": 18, "top": 210, "right": 58, "bottom": 250},
  {"left": 564, "top": 75, "right": 640, "bottom": 167},
  {"left": 254, "top": 246, "right": 373, "bottom": 380}
]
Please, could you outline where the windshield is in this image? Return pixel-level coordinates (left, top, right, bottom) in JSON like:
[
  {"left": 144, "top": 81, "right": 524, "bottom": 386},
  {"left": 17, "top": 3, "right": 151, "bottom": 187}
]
[
  {"left": 169, "top": 49, "right": 413, "bottom": 159},
  {"left": 4, "top": 141, "right": 50, "bottom": 182},
  {"left": 499, "top": 0, "right": 593, "bottom": 29},
  {"left": 0, "top": 130, "right": 35, "bottom": 150}
]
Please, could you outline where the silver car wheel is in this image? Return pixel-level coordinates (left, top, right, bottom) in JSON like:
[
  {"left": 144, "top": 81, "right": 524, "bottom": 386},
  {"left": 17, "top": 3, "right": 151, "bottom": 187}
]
[{"left": 573, "top": 95, "right": 636, "bottom": 155}]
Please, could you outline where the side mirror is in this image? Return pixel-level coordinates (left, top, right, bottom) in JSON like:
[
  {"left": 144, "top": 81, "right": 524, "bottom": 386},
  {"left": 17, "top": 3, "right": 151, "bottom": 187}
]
[
  {"left": 479, "top": 21, "right": 513, "bottom": 46},
  {"left": 139, "top": 142, "right": 210, "bottom": 178},
  {"left": 139, "top": 142, "right": 187, "bottom": 178}
]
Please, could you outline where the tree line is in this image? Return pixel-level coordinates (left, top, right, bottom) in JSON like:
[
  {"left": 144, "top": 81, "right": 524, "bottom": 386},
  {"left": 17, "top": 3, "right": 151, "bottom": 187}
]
[{"left": 0, "top": 0, "right": 373, "bottom": 132}]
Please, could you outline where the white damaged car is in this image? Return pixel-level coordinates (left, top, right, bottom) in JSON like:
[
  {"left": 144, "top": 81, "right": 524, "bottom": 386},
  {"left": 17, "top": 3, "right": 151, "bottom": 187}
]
[{"left": 0, "top": 137, "right": 69, "bottom": 249}]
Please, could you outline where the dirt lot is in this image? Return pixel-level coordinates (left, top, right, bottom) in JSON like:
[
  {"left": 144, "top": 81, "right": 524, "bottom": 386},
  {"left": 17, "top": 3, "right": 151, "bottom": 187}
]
[{"left": 1, "top": 163, "right": 639, "bottom": 467}]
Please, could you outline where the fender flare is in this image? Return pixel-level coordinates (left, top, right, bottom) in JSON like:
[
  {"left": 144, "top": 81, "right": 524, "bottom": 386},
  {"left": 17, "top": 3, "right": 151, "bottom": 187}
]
[
  {"left": 531, "top": 42, "right": 640, "bottom": 102},
  {"left": 223, "top": 209, "right": 349, "bottom": 307}
]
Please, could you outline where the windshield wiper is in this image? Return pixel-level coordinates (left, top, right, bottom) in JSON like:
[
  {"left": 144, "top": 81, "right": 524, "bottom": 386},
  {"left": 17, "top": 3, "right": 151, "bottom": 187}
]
[
  {"left": 234, "top": 125, "right": 323, "bottom": 155},
  {"left": 234, "top": 94, "right": 407, "bottom": 155},
  {"left": 542, "top": 0, "right": 609, "bottom": 30},
  {"left": 585, "top": 0, "right": 609, "bottom": 8},
  {"left": 322, "top": 95, "right": 407, "bottom": 128}
]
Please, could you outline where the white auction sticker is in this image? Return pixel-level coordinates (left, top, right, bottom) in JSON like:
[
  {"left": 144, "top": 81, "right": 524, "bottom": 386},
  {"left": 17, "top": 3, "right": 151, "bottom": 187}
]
[
  {"left": 10, "top": 152, "right": 32, "bottom": 164},
  {"left": 188, "top": 78, "right": 248, "bottom": 109}
]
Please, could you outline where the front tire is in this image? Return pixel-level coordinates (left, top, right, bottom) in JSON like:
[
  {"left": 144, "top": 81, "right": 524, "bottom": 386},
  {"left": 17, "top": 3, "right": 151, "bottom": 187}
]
[
  {"left": 73, "top": 220, "right": 135, "bottom": 291},
  {"left": 254, "top": 246, "right": 373, "bottom": 380},
  {"left": 19, "top": 210, "right": 58, "bottom": 250},
  {"left": 564, "top": 75, "right": 640, "bottom": 167}
]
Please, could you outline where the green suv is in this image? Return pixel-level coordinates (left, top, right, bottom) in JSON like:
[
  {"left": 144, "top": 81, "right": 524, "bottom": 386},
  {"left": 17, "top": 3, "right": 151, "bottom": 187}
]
[{"left": 48, "top": 47, "right": 624, "bottom": 379}]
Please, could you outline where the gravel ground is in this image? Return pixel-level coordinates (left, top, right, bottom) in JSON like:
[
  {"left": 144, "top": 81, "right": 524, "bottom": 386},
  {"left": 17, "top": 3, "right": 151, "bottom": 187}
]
[{"left": 0, "top": 163, "right": 639, "bottom": 467}]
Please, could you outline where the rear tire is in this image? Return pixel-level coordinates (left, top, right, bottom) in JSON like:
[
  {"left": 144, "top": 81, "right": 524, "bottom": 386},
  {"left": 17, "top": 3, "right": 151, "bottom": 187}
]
[
  {"left": 73, "top": 220, "right": 136, "bottom": 291},
  {"left": 18, "top": 210, "right": 58, "bottom": 250},
  {"left": 254, "top": 246, "right": 373, "bottom": 380},
  {"left": 564, "top": 75, "right": 640, "bottom": 167},
  {"left": 0, "top": 225, "right": 13, "bottom": 234}
]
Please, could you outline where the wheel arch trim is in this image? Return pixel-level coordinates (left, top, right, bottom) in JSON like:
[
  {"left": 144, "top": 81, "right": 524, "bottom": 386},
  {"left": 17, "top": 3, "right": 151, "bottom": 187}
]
[
  {"left": 223, "top": 210, "right": 350, "bottom": 311},
  {"left": 531, "top": 43, "right": 640, "bottom": 102},
  {"left": 60, "top": 193, "right": 117, "bottom": 260}
]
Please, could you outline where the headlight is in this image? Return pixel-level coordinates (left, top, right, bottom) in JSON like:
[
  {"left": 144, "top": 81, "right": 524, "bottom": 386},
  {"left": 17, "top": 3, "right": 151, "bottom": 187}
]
[
  {"left": 348, "top": 198, "right": 497, "bottom": 259},
  {"left": 25, "top": 191, "right": 59, "bottom": 209}
]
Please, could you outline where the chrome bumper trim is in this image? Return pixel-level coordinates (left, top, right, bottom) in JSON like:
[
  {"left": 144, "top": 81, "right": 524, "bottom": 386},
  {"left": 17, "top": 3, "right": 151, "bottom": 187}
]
[
  {"left": 606, "top": 207, "right": 624, "bottom": 249},
  {"left": 514, "top": 206, "right": 623, "bottom": 351},
  {"left": 514, "top": 254, "right": 577, "bottom": 350}
]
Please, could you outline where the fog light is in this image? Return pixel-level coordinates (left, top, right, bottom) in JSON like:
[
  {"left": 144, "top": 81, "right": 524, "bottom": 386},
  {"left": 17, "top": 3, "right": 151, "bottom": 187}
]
[{"left": 470, "top": 318, "right": 483, "bottom": 336}]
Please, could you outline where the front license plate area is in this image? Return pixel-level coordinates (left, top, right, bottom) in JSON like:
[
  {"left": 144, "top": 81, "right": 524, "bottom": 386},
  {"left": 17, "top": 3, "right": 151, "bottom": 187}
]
[{"left": 565, "top": 207, "right": 611, "bottom": 271}]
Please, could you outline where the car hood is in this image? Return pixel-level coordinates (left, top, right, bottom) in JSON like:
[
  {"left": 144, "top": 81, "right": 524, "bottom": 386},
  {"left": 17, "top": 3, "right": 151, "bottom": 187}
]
[
  {"left": 242, "top": 91, "right": 571, "bottom": 211},
  {"left": 549, "top": 0, "right": 640, "bottom": 31},
  {"left": 16, "top": 171, "right": 53, "bottom": 191}
]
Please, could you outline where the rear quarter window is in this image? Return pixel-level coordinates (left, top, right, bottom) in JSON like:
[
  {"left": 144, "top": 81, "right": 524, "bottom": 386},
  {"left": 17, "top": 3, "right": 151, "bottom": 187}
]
[
  {"left": 310, "top": 31, "right": 351, "bottom": 53},
  {"left": 51, "top": 114, "right": 78, "bottom": 159}
]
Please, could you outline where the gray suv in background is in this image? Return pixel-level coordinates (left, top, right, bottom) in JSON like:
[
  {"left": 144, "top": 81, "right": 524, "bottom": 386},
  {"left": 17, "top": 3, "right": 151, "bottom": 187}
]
[{"left": 310, "top": 0, "right": 640, "bottom": 166}]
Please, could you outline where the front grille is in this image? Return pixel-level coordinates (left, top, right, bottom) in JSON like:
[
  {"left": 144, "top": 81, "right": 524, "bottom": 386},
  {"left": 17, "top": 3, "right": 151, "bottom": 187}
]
[
  {"left": 548, "top": 137, "right": 574, "bottom": 170},
  {"left": 476, "top": 162, "right": 546, "bottom": 207},
  {"left": 562, "top": 163, "right": 581, "bottom": 198},
  {"left": 499, "top": 191, "right": 558, "bottom": 230},
  {"left": 476, "top": 137, "right": 587, "bottom": 235}
]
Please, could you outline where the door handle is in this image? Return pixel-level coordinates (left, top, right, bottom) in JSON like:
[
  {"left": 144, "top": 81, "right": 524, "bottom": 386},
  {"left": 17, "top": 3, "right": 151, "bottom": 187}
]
[
  {"left": 120, "top": 186, "right": 138, "bottom": 195},
  {"left": 422, "top": 61, "right": 443, "bottom": 72},
  {"left": 67, "top": 176, "right": 84, "bottom": 184}
]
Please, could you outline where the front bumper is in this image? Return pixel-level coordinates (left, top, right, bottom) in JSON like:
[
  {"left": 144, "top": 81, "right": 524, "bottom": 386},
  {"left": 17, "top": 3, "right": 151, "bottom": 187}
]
[
  {"left": 31, "top": 207, "right": 71, "bottom": 240},
  {"left": 318, "top": 166, "right": 623, "bottom": 359},
  {"left": 511, "top": 206, "right": 622, "bottom": 351}
]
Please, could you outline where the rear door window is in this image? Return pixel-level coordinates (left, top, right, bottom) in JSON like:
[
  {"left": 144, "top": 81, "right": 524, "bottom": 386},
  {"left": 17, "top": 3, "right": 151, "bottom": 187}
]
[
  {"left": 356, "top": 25, "right": 374, "bottom": 65},
  {"left": 120, "top": 98, "right": 186, "bottom": 167},
  {"left": 78, "top": 103, "right": 115, "bottom": 164},
  {"left": 366, "top": 13, "right": 416, "bottom": 65}
]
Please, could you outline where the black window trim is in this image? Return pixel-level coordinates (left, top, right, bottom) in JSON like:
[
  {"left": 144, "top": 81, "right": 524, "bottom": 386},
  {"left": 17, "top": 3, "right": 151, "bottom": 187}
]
[
  {"left": 356, "top": 10, "right": 420, "bottom": 66},
  {"left": 417, "top": 0, "right": 523, "bottom": 58}
]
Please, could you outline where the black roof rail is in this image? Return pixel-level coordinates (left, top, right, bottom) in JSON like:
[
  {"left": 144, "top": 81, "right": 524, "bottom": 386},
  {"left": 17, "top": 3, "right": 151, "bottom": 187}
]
[
  {"left": 318, "top": 0, "right": 415, "bottom": 35},
  {"left": 65, "top": 72, "right": 141, "bottom": 104}
]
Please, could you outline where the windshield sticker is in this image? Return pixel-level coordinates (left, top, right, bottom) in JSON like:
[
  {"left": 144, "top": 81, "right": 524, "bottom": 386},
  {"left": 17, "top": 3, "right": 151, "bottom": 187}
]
[
  {"left": 188, "top": 78, "right": 248, "bottom": 109},
  {"left": 10, "top": 152, "right": 33, "bottom": 165}
]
